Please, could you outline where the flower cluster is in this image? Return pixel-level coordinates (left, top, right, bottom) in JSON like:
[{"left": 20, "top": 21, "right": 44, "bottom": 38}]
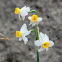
[{"left": 15, "top": 6, "right": 54, "bottom": 52}]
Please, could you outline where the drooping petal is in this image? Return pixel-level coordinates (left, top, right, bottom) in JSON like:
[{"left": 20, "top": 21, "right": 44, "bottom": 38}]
[
  {"left": 19, "top": 14, "right": 21, "bottom": 20},
  {"left": 22, "top": 36, "right": 28, "bottom": 44},
  {"left": 37, "top": 17, "right": 43, "bottom": 22},
  {"left": 38, "top": 47, "right": 45, "bottom": 52},
  {"left": 28, "top": 16, "right": 32, "bottom": 21},
  {"left": 34, "top": 40, "right": 41, "bottom": 46},
  {"left": 21, "top": 16, "right": 25, "bottom": 20},
  {"left": 49, "top": 40, "right": 54, "bottom": 47},
  {"left": 19, "top": 37, "right": 22, "bottom": 41}
]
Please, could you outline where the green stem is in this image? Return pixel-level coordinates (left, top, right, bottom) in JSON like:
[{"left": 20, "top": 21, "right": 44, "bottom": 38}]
[
  {"left": 28, "top": 10, "right": 37, "bottom": 15},
  {"left": 37, "top": 50, "right": 39, "bottom": 62},
  {"left": 35, "top": 24, "right": 39, "bottom": 62},
  {"left": 35, "top": 25, "right": 38, "bottom": 40},
  {"left": 29, "top": 10, "right": 39, "bottom": 62},
  {"left": 35, "top": 25, "right": 39, "bottom": 40},
  {"left": 31, "top": 29, "right": 35, "bottom": 32}
]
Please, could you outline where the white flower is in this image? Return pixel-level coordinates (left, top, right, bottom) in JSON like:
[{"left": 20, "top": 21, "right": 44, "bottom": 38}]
[
  {"left": 16, "top": 24, "right": 31, "bottom": 44},
  {"left": 34, "top": 32, "right": 54, "bottom": 52},
  {"left": 28, "top": 14, "right": 43, "bottom": 26},
  {"left": 15, "top": 6, "right": 30, "bottom": 20}
]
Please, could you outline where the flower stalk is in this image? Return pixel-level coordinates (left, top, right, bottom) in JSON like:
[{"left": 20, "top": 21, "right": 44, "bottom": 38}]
[
  {"left": 37, "top": 50, "right": 39, "bottom": 62},
  {"left": 29, "top": 10, "right": 37, "bottom": 15},
  {"left": 35, "top": 24, "right": 39, "bottom": 62}
]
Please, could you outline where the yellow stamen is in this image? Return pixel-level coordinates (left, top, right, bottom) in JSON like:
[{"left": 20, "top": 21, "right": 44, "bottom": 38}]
[
  {"left": 15, "top": 8, "right": 20, "bottom": 14},
  {"left": 16, "top": 31, "right": 22, "bottom": 38},
  {"left": 43, "top": 42, "right": 49, "bottom": 48},
  {"left": 31, "top": 14, "right": 38, "bottom": 22}
]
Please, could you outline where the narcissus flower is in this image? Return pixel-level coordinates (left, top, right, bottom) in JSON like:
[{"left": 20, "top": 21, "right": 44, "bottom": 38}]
[
  {"left": 28, "top": 14, "right": 43, "bottom": 26},
  {"left": 16, "top": 24, "right": 31, "bottom": 44},
  {"left": 15, "top": 6, "right": 30, "bottom": 20},
  {"left": 34, "top": 32, "right": 54, "bottom": 52}
]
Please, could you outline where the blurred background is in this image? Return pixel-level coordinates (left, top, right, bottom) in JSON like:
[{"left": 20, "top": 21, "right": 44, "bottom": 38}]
[{"left": 0, "top": 0, "right": 62, "bottom": 62}]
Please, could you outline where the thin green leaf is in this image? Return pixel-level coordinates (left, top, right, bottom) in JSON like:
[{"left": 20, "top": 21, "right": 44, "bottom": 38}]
[{"left": 31, "top": 29, "right": 35, "bottom": 32}]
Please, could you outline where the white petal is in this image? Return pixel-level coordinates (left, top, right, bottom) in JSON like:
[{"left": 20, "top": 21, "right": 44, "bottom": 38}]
[
  {"left": 49, "top": 40, "right": 54, "bottom": 47},
  {"left": 22, "top": 36, "right": 28, "bottom": 44},
  {"left": 46, "top": 48, "right": 49, "bottom": 51},
  {"left": 20, "top": 24, "right": 30, "bottom": 36},
  {"left": 21, "top": 6, "right": 30, "bottom": 12},
  {"left": 44, "top": 34, "right": 49, "bottom": 42},
  {"left": 39, "top": 32, "right": 44, "bottom": 39},
  {"left": 39, "top": 32, "right": 49, "bottom": 43},
  {"left": 23, "top": 31, "right": 31, "bottom": 36},
  {"left": 34, "top": 40, "right": 41, "bottom": 46},
  {"left": 25, "top": 31, "right": 31, "bottom": 36},
  {"left": 20, "top": 6, "right": 26, "bottom": 11},
  {"left": 39, "top": 32, "right": 45, "bottom": 43},
  {"left": 20, "top": 6, "right": 30, "bottom": 16},
  {"left": 25, "top": 7, "right": 30, "bottom": 12},
  {"left": 20, "top": 24, "right": 27, "bottom": 33},
  {"left": 19, "top": 14, "right": 21, "bottom": 20},
  {"left": 37, "top": 17, "right": 43, "bottom": 22},
  {"left": 32, "top": 22, "right": 37, "bottom": 26},
  {"left": 38, "top": 47, "right": 45, "bottom": 52},
  {"left": 28, "top": 16, "right": 32, "bottom": 21},
  {"left": 29, "top": 21, "right": 36, "bottom": 26},
  {"left": 21, "top": 16, "right": 25, "bottom": 20},
  {"left": 19, "top": 37, "right": 22, "bottom": 41},
  {"left": 21, "top": 10, "right": 28, "bottom": 17},
  {"left": 19, "top": 6, "right": 29, "bottom": 20}
]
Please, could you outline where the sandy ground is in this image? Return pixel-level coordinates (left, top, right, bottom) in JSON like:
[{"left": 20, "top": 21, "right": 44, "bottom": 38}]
[{"left": 0, "top": 0, "right": 62, "bottom": 62}]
